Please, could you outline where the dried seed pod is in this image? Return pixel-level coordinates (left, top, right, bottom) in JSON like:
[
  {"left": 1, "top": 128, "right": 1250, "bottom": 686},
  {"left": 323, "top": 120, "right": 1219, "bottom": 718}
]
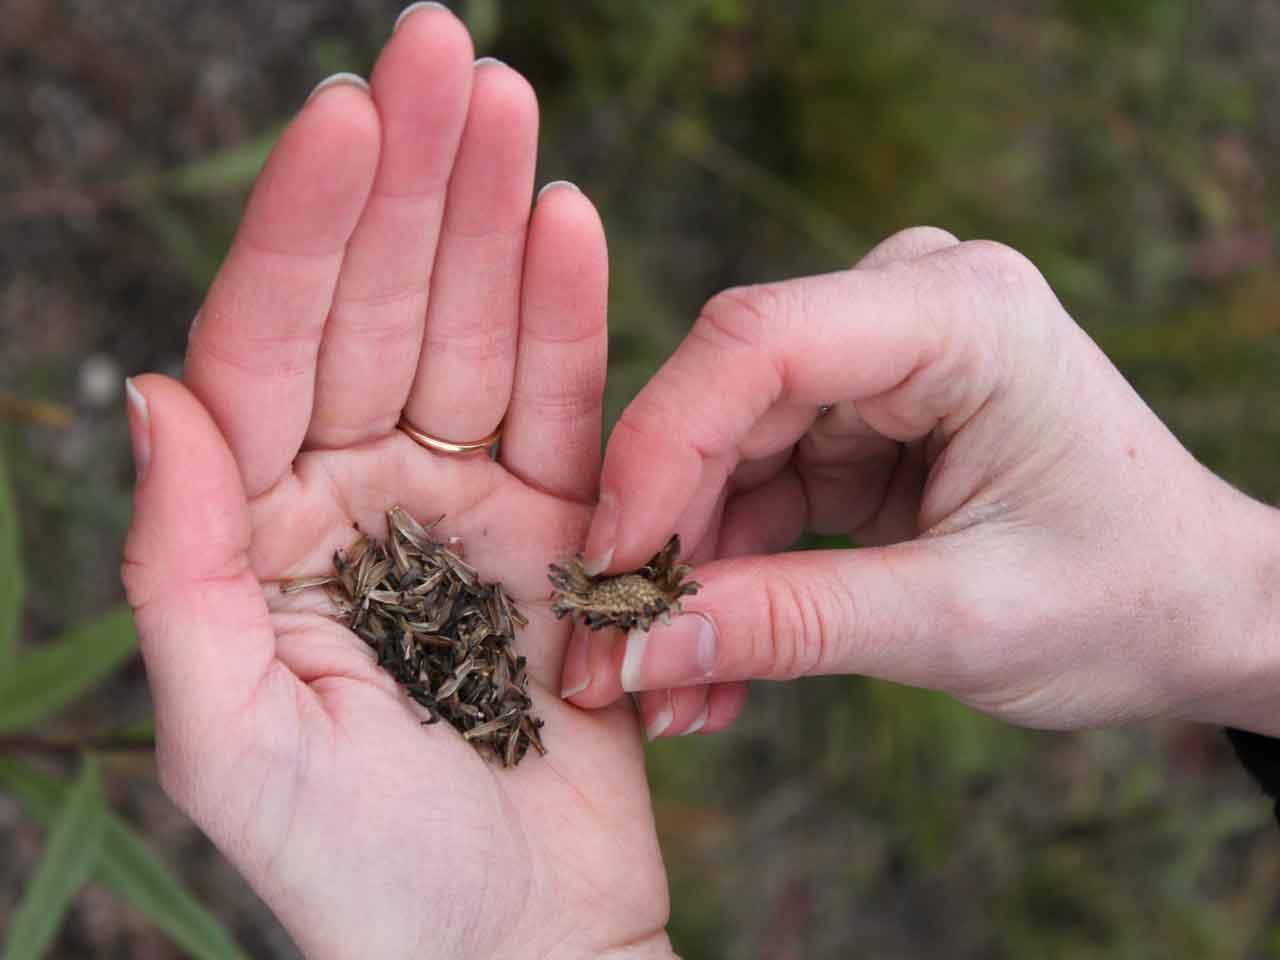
[{"left": 548, "top": 534, "right": 701, "bottom": 632}]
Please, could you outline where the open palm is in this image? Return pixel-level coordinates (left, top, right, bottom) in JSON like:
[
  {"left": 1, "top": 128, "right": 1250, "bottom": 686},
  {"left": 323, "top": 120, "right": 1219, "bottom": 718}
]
[{"left": 123, "top": 9, "right": 669, "bottom": 959}]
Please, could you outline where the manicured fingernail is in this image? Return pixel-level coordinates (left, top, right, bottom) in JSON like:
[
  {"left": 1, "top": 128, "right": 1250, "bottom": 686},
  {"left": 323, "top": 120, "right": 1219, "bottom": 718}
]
[
  {"left": 537, "top": 180, "right": 581, "bottom": 202},
  {"left": 560, "top": 625, "right": 591, "bottom": 699},
  {"left": 306, "top": 72, "right": 370, "bottom": 104},
  {"left": 679, "top": 703, "right": 709, "bottom": 736},
  {"left": 645, "top": 692, "right": 674, "bottom": 741},
  {"left": 125, "top": 378, "right": 151, "bottom": 482},
  {"left": 620, "top": 613, "right": 717, "bottom": 692},
  {"left": 583, "top": 493, "right": 617, "bottom": 576},
  {"left": 394, "top": 1, "right": 448, "bottom": 32},
  {"left": 474, "top": 56, "right": 507, "bottom": 68}
]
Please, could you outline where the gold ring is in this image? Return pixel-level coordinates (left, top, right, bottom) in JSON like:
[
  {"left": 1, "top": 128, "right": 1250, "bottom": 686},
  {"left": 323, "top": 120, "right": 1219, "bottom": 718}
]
[{"left": 397, "top": 416, "right": 503, "bottom": 455}]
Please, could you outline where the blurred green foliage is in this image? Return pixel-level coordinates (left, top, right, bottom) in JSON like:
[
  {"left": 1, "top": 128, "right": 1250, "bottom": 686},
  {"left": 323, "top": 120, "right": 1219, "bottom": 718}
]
[
  {"left": 0, "top": 453, "right": 23, "bottom": 665},
  {"left": 2, "top": 757, "right": 104, "bottom": 960},
  {"left": 0, "top": 759, "right": 247, "bottom": 960},
  {"left": 0, "top": 608, "right": 137, "bottom": 736},
  {"left": 0, "top": 451, "right": 246, "bottom": 955}
]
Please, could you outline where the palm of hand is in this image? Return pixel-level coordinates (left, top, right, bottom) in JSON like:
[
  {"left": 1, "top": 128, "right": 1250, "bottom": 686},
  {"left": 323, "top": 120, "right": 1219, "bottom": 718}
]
[
  {"left": 240, "top": 446, "right": 664, "bottom": 959},
  {"left": 123, "top": 10, "right": 668, "bottom": 960}
]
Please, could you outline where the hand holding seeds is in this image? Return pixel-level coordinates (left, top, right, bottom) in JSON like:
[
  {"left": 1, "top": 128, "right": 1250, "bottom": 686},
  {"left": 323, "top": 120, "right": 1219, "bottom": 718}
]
[
  {"left": 122, "top": 7, "right": 675, "bottom": 959},
  {"left": 564, "top": 229, "right": 1280, "bottom": 746}
]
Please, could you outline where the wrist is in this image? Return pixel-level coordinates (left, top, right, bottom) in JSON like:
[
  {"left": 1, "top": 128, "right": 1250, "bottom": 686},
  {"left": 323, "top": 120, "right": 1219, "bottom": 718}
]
[{"left": 1173, "top": 479, "right": 1280, "bottom": 735}]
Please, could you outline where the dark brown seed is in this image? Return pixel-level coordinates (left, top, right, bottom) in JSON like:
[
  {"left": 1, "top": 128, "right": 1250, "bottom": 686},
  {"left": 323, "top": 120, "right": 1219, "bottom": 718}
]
[
  {"left": 463, "top": 709, "right": 519, "bottom": 742},
  {"left": 280, "top": 575, "right": 336, "bottom": 595},
  {"left": 504, "top": 726, "right": 520, "bottom": 767}
]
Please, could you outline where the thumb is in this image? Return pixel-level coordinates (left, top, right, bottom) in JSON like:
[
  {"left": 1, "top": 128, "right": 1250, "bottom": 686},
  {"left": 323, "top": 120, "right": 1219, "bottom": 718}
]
[
  {"left": 121, "top": 374, "right": 278, "bottom": 784},
  {"left": 612, "top": 541, "right": 971, "bottom": 695}
]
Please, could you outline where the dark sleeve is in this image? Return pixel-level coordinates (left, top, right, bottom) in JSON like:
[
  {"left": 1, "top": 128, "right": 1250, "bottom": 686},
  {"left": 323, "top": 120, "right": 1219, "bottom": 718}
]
[{"left": 1225, "top": 727, "right": 1280, "bottom": 827}]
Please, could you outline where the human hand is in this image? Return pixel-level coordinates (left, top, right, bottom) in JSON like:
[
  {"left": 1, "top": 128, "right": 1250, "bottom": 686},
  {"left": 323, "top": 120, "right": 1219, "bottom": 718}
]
[
  {"left": 561, "top": 227, "right": 1280, "bottom": 741},
  {"left": 122, "top": 8, "right": 672, "bottom": 959}
]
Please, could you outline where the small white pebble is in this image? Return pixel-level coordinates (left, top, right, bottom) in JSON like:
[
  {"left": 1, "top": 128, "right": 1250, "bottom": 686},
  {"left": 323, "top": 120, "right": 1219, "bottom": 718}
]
[{"left": 78, "top": 353, "right": 122, "bottom": 408}]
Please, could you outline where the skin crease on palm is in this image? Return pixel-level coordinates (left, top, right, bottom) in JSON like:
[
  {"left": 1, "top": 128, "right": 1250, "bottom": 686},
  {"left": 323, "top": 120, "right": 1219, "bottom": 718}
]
[{"left": 121, "top": 7, "right": 676, "bottom": 960}]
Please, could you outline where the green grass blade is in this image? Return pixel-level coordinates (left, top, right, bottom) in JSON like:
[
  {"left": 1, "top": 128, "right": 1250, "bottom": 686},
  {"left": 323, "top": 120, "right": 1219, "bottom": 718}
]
[
  {"left": 133, "top": 199, "right": 223, "bottom": 290},
  {"left": 106, "top": 713, "right": 155, "bottom": 744},
  {"left": 161, "top": 127, "right": 282, "bottom": 196},
  {"left": 464, "top": 0, "right": 501, "bottom": 50},
  {"left": 2, "top": 758, "right": 106, "bottom": 960},
  {"left": 0, "top": 759, "right": 247, "bottom": 960},
  {"left": 0, "top": 452, "right": 24, "bottom": 664},
  {"left": 92, "top": 808, "right": 249, "bottom": 960},
  {"left": 0, "top": 607, "right": 137, "bottom": 734}
]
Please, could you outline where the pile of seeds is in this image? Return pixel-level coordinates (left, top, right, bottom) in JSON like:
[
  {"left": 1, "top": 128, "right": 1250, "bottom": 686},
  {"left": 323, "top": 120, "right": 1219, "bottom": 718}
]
[{"left": 287, "top": 506, "right": 545, "bottom": 767}]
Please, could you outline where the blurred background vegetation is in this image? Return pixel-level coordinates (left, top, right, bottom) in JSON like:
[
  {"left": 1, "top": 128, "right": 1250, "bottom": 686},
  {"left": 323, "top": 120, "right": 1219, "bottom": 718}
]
[{"left": 1, "top": 0, "right": 1278, "bottom": 956}]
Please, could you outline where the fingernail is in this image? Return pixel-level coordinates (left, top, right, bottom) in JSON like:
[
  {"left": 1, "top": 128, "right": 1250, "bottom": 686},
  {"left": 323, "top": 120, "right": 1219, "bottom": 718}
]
[
  {"left": 537, "top": 180, "right": 581, "bottom": 202},
  {"left": 474, "top": 56, "right": 508, "bottom": 69},
  {"left": 394, "top": 1, "right": 448, "bottom": 32},
  {"left": 125, "top": 378, "right": 151, "bottom": 482},
  {"left": 645, "top": 692, "right": 674, "bottom": 741},
  {"left": 306, "top": 72, "right": 370, "bottom": 104},
  {"left": 620, "top": 613, "right": 717, "bottom": 692},
  {"left": 583, "top": 493, "right": 617, "bottom": 576},
  {"left": 620, "top": 628, "right": 648, "bottom": 693},
  {"left": 560, "top": 625, "right": 591, "bottom": 699},
  {"left": 679, "top": 703, "right": 709, "bottom": 736}
]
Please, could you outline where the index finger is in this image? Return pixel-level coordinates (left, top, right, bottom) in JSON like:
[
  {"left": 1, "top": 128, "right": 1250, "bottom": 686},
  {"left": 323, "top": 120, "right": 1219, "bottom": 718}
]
[
  {"left": 184, "top": 82, "right": 380, "bottom": 498},
  {"left": 586, "top": 242, "right": 1036, "bottom": 571}
]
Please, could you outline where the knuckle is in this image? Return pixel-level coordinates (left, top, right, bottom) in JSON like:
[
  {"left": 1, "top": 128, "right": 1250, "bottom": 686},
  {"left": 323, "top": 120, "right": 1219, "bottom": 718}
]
[
  {"left": 860, "top": 225, "right": 961, "bottom": 266},
  {"left": 328, "top": 292, "right": 428, "bottom": 343},
  {"left": 918, "top": 240, "right": 1056, "bottom": 404},
  {"left": 422, "top": 324, "right": 517, "bottom": 368},
  {"left": 187, "top": 328, "right": 315, "bottom": 380},
  {"left": 955, "top": 239, "right": 1049, "bottom": 303},
  {"left": 119, "top": 554, "right": 151, "bottom": 612},
  {"left": 757, "top": 571, "right": 836, "bottom": 680},
  {"left": 926, "top": 558, "right": 1026, "bottom": 696},
  {"left": 614, "top": 389, "right": 678, "bottom": 451},
  {"left": 512, "top": 377, "right": 601, "bottom": 427},
  {"left": 696, "top": 283, "right": 783, "bottom": 349},
  {"left": 693, "top": 283, "right": 790, "bottom": 414},
  {"left": 901, "top": 224, "right": 961, "bottom": 246},
  {"left": 952, "top": 240, "right": 1071, "bottom": 382}
]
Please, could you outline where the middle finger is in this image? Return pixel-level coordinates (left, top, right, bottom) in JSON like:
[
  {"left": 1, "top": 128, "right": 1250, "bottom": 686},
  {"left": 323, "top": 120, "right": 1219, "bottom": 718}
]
[
  {"left": 401, "top": 60, "right": 539, "bottom": 444},
  {"left": 306, "top": 6, "right": 475, "bottom": 449}
]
